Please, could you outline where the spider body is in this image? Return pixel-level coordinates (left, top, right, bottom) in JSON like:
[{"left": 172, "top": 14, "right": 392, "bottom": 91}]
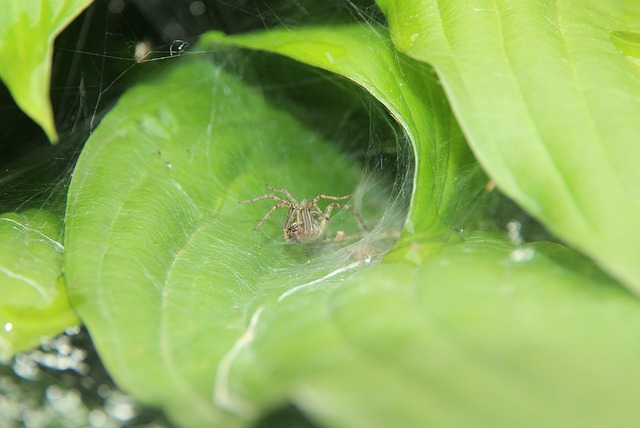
[{"left": 239, "top": 185, "right": 366, "bottom": 243}]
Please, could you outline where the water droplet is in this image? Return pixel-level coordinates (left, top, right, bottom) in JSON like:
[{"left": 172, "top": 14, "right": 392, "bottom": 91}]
[
  {"left": 611, "top": 31, "right": 640, "bottom": 58},
  {"left": 64, "top": 325, "right": 81, "bottom": 336},
  {"left": 13, "top": 353, "right": 40, "bottom": 379},
  {"left": 98, "top": 384, "right": 112, "bottom": 399},
  {"left": 4, "top": 322, "right": 13, "bottom": 332},
  {"left": 105, "top": 392, "right": 137, "bottom": 422},
  {"left": 89, "top": 409, "right": 108, "bottom": 427}
]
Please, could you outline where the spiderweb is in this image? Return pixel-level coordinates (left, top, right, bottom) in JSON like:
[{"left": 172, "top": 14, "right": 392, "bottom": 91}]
[
  {"left": 0, "top": 1, "right": 546, "bottom": 426},
  {"left": 0, "top": 1, "right": 414, "bottom": 426}
]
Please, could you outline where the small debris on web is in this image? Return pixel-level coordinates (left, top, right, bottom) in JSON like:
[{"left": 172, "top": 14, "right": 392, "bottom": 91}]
[
  {"left": 507, "top": 220, "right": 523, "bottom": 246},
  {"left": 506, "top": 220, "right": 536, "bottom": 263}
]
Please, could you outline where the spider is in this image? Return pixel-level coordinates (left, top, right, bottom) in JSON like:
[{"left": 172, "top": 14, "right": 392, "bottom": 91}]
[{"left": 239, "top": 184, "right": 367, "bottom": 243}]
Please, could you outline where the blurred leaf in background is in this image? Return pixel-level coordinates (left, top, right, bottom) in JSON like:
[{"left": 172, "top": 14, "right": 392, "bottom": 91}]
[
  {"left": 0, "top": 209, "right": 77, "bottom": 360},
  {"left": 0, "top": 0, "right": 93, "bottom": 143},
  {"left": 378, "top": 0, "right": 640, "bottom": 291}
]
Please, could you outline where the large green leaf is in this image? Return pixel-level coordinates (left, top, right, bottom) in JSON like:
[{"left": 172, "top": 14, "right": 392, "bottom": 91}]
[
  {"left": 200, "top": 23, "right": 640, "bottom": 427},
  {"left": 0, "top": 0, "right": 93, "bottom": 143},
  {"left": 201, "top": 24, "right": 481, "bottom": 238},
  {"left": 376, "top": 0, "right": 640, "bottom": 291},
  {"left": 64, "top": 49, "right": 387, "bottom": 426},
  {"left": 0, "top": 209, "right": 77, "bottom": 360},
  {"left": 65, "top": 18, "right": 640, "bottom": 427},
  {"left": 219, "top": 236, "right": 640, "bottom": 428},
  {"left": 64, "top": 22, "right": 470, "bottom": 425}
]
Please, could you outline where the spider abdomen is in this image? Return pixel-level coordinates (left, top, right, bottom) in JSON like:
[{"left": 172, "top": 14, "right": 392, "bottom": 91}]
[
  {"left": 284, "top": 201, "right": 326, "bottom": 243},
  {"left": 239, "top": 185, "right": 364, "bottom": 243}
]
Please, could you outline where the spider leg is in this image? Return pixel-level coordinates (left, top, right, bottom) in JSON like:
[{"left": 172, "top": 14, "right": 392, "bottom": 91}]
[
  {"left": 321, "top": 202, "right": 341, "bottom": 220},
  {"left": 252, "top": 203, "right": 292, "bottom": 231},
  {"left": 238, "top": 194, "right": 287, "bottom": 204},
  {"left": 322, "top": 203, "right": 370, "bottom": 232},
  {"left": 344, "top": 205, "right": 370, "bottom": 232},
  {"left": 312, "top": 194, "right": 351, "bottom": 203},
  {"left": 264, "top": 184, "right": 296, "bottom": 202}
]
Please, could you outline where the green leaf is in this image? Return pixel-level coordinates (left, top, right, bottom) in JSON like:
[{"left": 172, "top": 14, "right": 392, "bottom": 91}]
[
  {"left": 0, "top": 0, "right": 93, "bottom": 143},
  {"left": 377, "top": 0, "right": 640, "bottom": 291},
  {"left": 221, "top": 235, "right": 640, "bottom": 428},
  {"left": 201, "top": 25, "right": 482, "bottom": 238},
  {"left": 64, "top": 50, "right": 381, "bottom": 426},
  {"left": 0, "top": 209, "right": 77, "bottom": 360},
  {"left": 65, "top": 18, "right": 640, "bottom": 428}
]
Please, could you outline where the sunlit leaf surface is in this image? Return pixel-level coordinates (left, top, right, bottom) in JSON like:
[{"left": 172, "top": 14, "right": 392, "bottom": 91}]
[
  {"left": 202, "top": 24, "right": 481, "bottom": 238},
  {"left": 64, "top": 47, "right": 380, "bottom": 426},
  {"left": 377, "top": 0, "right": 640, "bottom": 291},
  {"left": 65, "top": 21, "right": 640, "bottom": 428},
  {"left": 0, "top": 210, "right": 77, "bottom": 360},
  {"left": 0, "top": 0, "right": 93, "bottom": 143},
  {"left": 223, "top": 236, "right": 640, "bottom": 428},
  {"left": 203, "top": 23, "right": 640, "bottom": 428}
]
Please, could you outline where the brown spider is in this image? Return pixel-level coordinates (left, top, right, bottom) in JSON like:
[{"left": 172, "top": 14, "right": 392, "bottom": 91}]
[{"left": 239, "top": 184, "right": 367, "bottom": 243}]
